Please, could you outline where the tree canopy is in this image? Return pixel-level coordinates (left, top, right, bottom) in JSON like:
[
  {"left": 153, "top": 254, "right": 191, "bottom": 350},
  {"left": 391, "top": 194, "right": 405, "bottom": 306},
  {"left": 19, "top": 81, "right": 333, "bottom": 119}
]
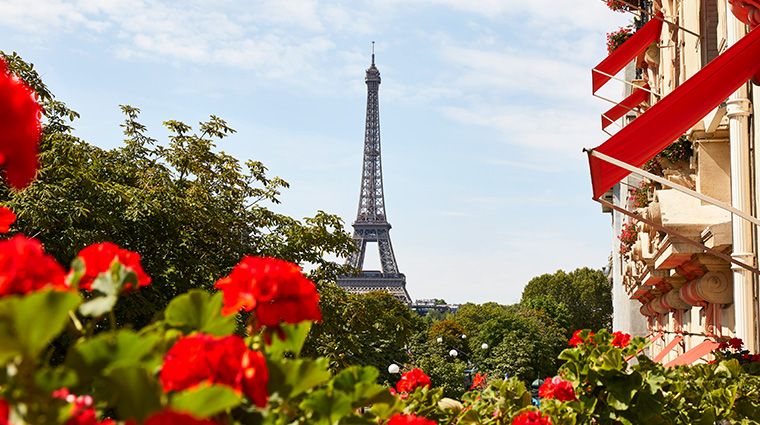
[{"left": 520, "top": 267, "right": 612, "bottom": 332}]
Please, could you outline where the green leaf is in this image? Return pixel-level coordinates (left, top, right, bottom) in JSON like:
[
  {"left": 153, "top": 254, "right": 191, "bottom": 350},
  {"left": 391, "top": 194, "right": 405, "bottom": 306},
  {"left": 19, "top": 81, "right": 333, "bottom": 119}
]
[
  {"left": 0, "top": 290, "right": 81, "bottom": 360},
  {"left": 66, "top": 330, "right": 161, "bottom": 386},
  {"left": 100, "top": 364, "right": 162, "bottom": 423},
  {"left": 170, "top": 383, "right": 242, "bottom": 418},
  {"left": 265, "top": 321, "right": 312, "bottom": 358},
  {"left": 332, "top": 366, "right": 395, "bottom": 408},
  {"left": 267, "top": 357, "right": 332, "bottom": 400},
  {"left": 78, "top": 295, "right": 118, "bottom": 317},
  {"left": 299, "top": 389, "right": 353, "bottom": 425},
  {"left": 34, "top": 367, "right": 78, "bottom": 393},
  {"left": 164, "top": 290, "right": 235, "bottom": 336}
]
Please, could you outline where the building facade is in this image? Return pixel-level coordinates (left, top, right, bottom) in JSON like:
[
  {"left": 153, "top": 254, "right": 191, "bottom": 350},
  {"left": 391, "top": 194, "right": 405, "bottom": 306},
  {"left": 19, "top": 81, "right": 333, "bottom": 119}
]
[{"left": 592, "top": 0, "right": 760, "bottom": 365}]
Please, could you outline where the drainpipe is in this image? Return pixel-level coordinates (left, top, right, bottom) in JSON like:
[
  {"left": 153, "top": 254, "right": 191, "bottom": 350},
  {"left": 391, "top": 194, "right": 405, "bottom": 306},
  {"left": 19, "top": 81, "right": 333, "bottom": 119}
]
[{"left": 726, "top": 5, "right": 757, "bottom": 352}]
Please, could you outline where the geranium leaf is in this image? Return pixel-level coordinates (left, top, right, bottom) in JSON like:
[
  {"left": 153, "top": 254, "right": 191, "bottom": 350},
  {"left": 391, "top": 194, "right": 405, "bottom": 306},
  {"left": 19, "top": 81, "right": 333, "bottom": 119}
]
[
  {"left": 65, "top": 330, "right": 161, "bottom": 388},
  {"left": 265, "top": 321, "right": 312, "bottom": 358},
  {"left": 170, "top": 383, "right": 242, "bottom": 418},
  {"left": 101, "top": 364, "right": 162, "bottom": 423},
  {"left": 78, "top": 294, "right": 118, "bottom": 317},
  {"left": 0, "top": 290, "right": 81, "bottom": 359},
  {"left": 299, "top": 388, "right": 353, "bottom": 425},
  {"left": 164, "top": 290, "right": 235, "bottom": 336},
  {"left": 267, "top": 357, "right": 331, "bottom": 399}
]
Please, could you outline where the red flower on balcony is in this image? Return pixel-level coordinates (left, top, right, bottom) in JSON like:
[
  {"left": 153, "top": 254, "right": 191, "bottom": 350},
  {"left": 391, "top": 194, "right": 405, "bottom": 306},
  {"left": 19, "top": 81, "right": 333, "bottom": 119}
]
[
  {"left": 215, "top": 256, "right": 321, "bottom": 329},
  {"left": 160, "top": 333, "right": 269, "bottom": 408},
  {"left": 606, "top": 27, "right": 634, "bottom": 54},
  {"left": 0, "top": 57, "right": 42, "bottom": 190},
  {"left": 538, "top": 377, "right": 578, "bottom": 402},
  {"left": 605, "top": 0, "right": 632, "bottom": 12},
  {"left": 612, "top": 331, "right": 632, "bottom": 348},
  {"left": 618, "top": 221, "right": 638, "bottom": 254},
  {"left": 396, "top": 368, "right": 431, "bottom": 393},
  {"left": 0, "top": 235, "right": 68, "bottom": 296}
]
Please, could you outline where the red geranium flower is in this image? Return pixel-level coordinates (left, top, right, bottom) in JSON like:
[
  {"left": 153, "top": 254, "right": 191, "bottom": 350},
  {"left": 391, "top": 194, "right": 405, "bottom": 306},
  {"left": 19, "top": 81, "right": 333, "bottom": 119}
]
[
  {"left": 512, "top": 411, "right": 552, "bottom": 425},
  {"left": 470, "top": 372, "right": 487, "bottom": 390},
  {"left": 70, "top": 242, "right": 151, "bottom": 292},
  {"left": 538, "top": 377, "right": 577, "bottom": 402},
  {"left": 387, "top": 413, "right": 437, "bottom": 425},
  {"left": 0, "top": 234, "right": 68, "bottom": 296},
  {"left": 728, "top": 337, "right": 743, "bottom": 351},
  {"left": 569, "top": 330, "right": 594, "bottom": 346},
  {"left": 611, "top": 331, "right": 632, "bottom": 348},
  {"left": 396, "top": 368, "right": 431, "bottom": 393},
  {"left": 160, "top": 333, "right": 269, "bottom": 408},
  {"left": 215, "top": 256, "right": 321, "bottom": 328},
  {"left": 0, "top": 207, "right": 15, "bottom": 233},
  {"left": 0, "top": 57, "right": 42, "bottom": 190}
]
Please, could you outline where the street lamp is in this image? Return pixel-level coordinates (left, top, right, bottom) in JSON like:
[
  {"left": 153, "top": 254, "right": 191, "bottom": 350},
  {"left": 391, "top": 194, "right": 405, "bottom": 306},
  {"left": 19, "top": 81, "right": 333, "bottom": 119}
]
[
  {"left": 449, "top": 349, "right": 458, "bottom": 357},
  {"left": 388, "top": 363, "right": 400, "bottom": 374},
  {"left": 481, "top": 343, "right": 488, "bottom": 350},
  {"left": 436, "top": 337, "right": 443, "bottom": 343}
]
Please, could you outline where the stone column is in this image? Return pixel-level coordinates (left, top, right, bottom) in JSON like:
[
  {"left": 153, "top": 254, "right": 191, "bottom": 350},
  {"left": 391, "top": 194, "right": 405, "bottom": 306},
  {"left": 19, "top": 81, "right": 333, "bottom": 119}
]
[{"left": 726, "top": 1, "right": 757, "bottom": 352}]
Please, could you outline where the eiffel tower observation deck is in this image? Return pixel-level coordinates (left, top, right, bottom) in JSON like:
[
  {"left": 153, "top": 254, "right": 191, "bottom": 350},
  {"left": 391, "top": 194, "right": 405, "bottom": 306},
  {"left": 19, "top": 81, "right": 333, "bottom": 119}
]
[{"left": 337, "top": 45, "right": 411, "bottom": 304}]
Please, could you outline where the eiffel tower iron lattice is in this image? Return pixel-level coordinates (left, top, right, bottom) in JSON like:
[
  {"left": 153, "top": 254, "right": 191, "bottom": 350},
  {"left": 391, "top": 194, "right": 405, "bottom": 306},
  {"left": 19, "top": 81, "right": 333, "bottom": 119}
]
[{"left": 337, "top": 47, "right": 411, "bottom": 304}]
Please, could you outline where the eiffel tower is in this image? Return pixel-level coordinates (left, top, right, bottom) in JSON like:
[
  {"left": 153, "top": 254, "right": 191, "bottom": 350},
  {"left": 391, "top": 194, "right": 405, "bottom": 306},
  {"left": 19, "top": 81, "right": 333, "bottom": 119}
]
[{"left": 337, "top": 45, "right": 411, "bottom": 304}]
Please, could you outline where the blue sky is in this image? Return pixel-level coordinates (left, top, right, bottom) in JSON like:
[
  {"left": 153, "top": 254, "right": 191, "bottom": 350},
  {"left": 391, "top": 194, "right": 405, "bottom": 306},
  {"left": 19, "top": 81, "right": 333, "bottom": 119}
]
[{"left": 1, "top": 0, "right": 631, "bottom": 305}]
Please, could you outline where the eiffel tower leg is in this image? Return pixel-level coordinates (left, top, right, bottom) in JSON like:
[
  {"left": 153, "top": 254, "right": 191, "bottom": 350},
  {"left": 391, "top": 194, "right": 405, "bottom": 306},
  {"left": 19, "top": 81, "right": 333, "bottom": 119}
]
[
  {"left": 377, "top": 230, "right": 399, "bottom": 274},
  {"left": 347, "top": 230, "right": 369, "bottom": 270}
]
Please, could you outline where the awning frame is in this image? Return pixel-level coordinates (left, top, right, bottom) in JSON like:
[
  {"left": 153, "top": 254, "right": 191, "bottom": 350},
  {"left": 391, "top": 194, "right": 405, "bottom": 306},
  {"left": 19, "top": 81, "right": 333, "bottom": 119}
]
[
  {"left": 587, "top": 149, "right": 760, "bottom": 229},
  {"left": 592, "top": 68, "right": 661, "bottom": 102},
  {"left": 652, "top": 335, "right": 684, "bottom": 363},
  {"left": 594, "top": 197, "right": 760, "bottom": 276}
]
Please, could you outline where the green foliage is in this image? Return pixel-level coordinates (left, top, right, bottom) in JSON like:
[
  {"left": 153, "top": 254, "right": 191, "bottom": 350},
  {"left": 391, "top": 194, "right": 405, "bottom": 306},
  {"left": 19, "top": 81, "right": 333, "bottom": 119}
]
[
  {"left": 454, "top": 302, "right": 506, "bottom": 336},
  {"left": 521, "top": 267, "right": 613, "bottom": 332},
  {"left": 164, "top": 290, "right": 237, "bottom": 337},
  {"left": 0, "top": 290, "right": 81, "bottom": 363},
  {"left": 429, "top": 320, "right": 468, "bottom": 353}
]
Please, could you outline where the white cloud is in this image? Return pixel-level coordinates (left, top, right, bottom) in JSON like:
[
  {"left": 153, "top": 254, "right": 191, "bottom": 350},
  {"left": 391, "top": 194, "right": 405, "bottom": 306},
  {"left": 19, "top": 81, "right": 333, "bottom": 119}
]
[{"left": 440, "top": 103, "right": 606, "bottom": 153}]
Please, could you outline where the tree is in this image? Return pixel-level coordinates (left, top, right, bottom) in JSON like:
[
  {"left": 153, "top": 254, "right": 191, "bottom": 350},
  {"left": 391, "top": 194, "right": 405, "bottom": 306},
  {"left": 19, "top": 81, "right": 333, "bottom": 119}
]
[
  {"left": 408, "top": 330, "right": 468, "bottom": 400},
  {"left": 454, "top": 302, "right": 506, "bottom": 336},
  {"left": 468, "top": 307, "right": 566, "bottom": 383},
  {"left": 0, "top": 52, "right": 357, "bottom": 328},
  {"left": 520, "top": 267, "right": 612, "bottom": 332},
  {"left": 428, "top": 320, "right": 468, "bottom": 355}
]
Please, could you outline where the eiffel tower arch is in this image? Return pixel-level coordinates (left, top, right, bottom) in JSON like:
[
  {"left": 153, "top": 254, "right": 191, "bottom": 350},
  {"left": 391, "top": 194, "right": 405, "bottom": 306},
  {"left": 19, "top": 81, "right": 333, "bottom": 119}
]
[{"left": 337, "top": 45, "right": 411, "bottom": 304}]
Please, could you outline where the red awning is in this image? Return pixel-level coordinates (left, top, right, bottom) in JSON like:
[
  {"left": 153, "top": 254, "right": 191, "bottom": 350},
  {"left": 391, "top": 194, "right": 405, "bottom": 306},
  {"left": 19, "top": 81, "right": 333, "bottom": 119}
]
[
  {"left": 588, "top": 25, "right": 760, "bottom": 199},
  {"left": 652, "top": 335, "right": 683, "bottom": 363},
  {"left": 592, "top": 14, "right": 663, "bottom": 94},
  {"left": 663, "top": 340, "right": 719, "bottom": 367},
  {"left": 602, "top": 84, "right": 650, "bottom": 130}
]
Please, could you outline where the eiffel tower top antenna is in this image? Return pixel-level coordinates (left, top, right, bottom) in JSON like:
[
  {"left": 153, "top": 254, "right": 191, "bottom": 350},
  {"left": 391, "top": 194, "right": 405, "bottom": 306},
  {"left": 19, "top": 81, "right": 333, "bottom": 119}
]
[{"left": 371, "top": 41, "right": 375, "bottom": 65}]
